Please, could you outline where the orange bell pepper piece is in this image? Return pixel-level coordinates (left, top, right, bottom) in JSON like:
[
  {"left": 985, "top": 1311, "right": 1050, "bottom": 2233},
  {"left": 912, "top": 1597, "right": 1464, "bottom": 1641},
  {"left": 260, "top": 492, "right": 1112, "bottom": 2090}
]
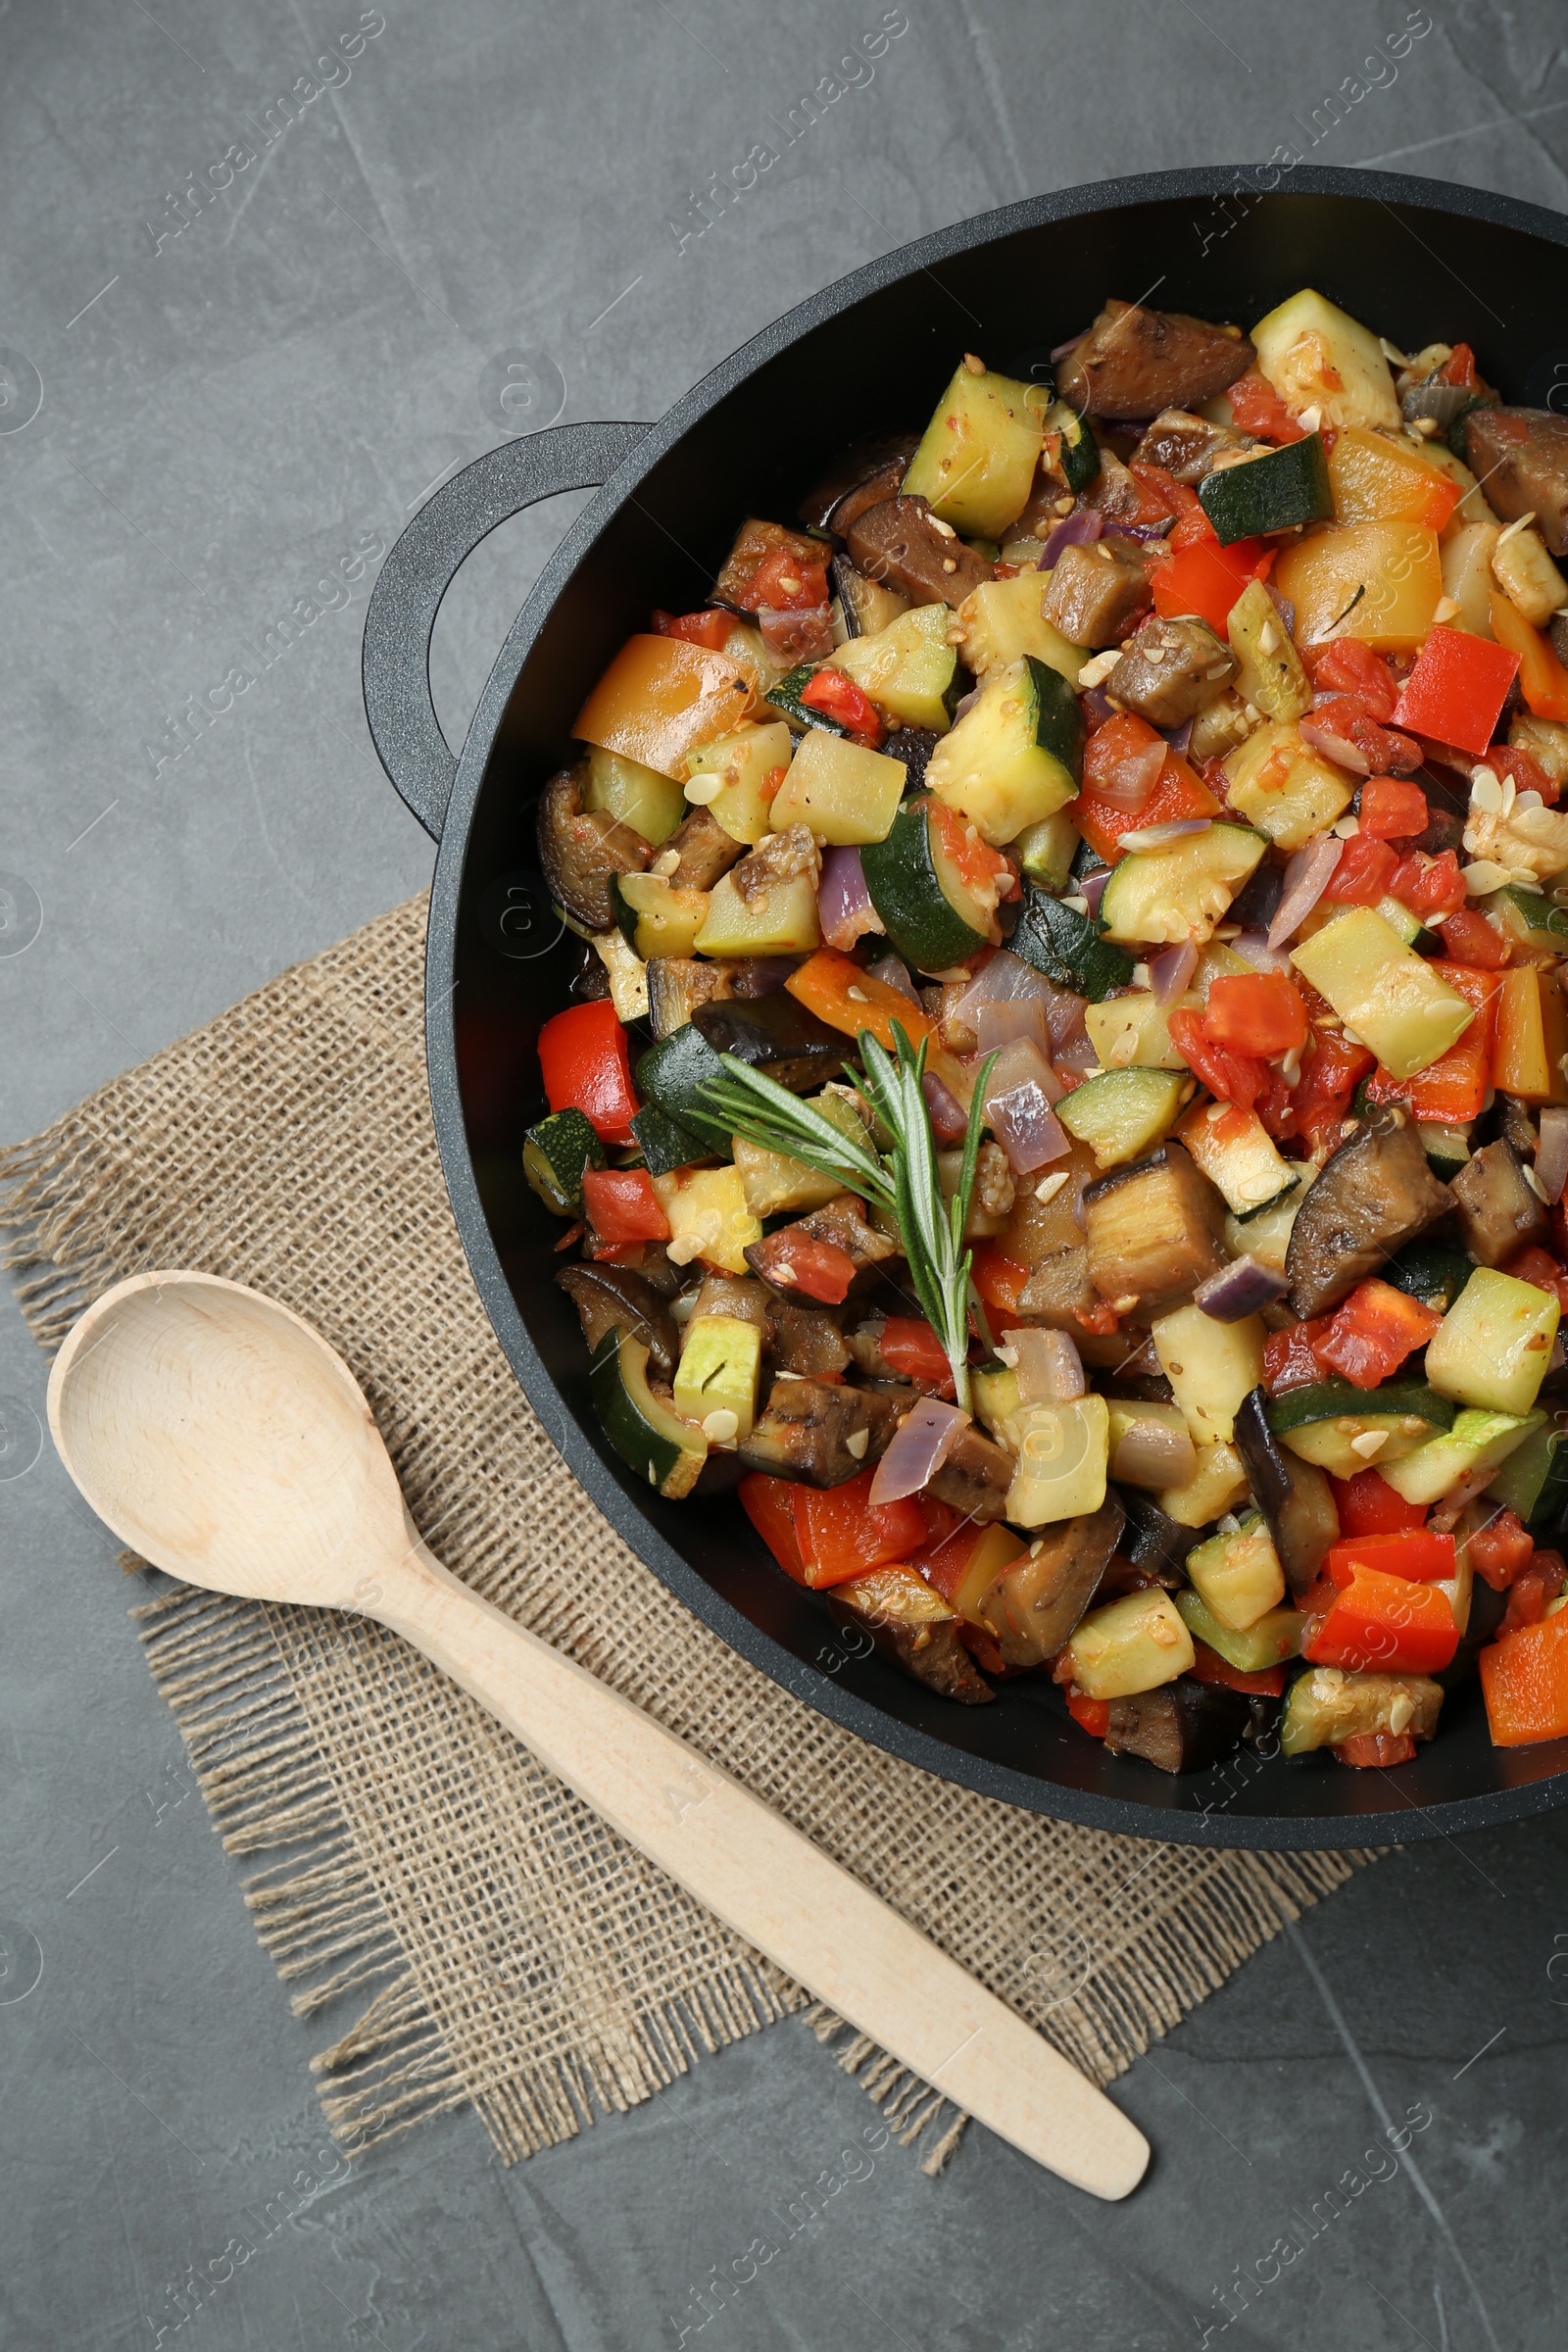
[
  {"left": 1479, "top": 1609, "right": 1568, "bottom": 1745},
  {"left": 785, "top": 948, "right": 937, "bottom": 1052},
  {"left": 1489, "top": 589, "right": 1568, "bottom": 723},
  {"left": 1301, "top": 1563, "right": 1458, "bottom": 1675},
  {"left": 573, "top": 634, "right": 751, "bottom": 777}
]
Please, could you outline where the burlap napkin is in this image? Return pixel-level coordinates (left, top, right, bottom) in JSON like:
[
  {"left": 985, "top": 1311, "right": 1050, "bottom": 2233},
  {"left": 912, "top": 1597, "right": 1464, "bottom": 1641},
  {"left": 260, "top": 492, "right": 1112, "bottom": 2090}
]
[{"left": 0, "top": 896, "right": 1368, "bottom": 2168}]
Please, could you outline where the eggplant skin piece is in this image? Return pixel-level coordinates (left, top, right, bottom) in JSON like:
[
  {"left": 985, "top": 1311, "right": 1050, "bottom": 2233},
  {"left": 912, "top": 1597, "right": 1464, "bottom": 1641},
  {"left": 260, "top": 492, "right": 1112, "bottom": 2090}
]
[
  {"left": 737, "top": 1376, "right": 900, "bottom": 1487},
  {"left": 797, "top": 431, "right": 921, "bottom": 533},
  {"left": 1115, "top": 1486, "right": 1198, "bottom": 1583},
  {"left": 927, "top": 1423, "right": 1016, "bottom": 1526},
  {"left": 1284, "top": 1107, "right": 1452, "bottom": 1319},
  {"left": 691, "top": 993, "right": 847, "bottom": 1094},
  {"left": 1231, "top": 1387, "right": 1339, "bottom": 1598},
  {"left": 765, "top": 1298, "right": 852, "bottom": 1378},
  {"left": 537, "top": 765, "right": 651, "bottom": 931},
  {"left": 1083, "top": 1142, "right": 1229, "bottom": 1320},
  {"left": 1464, "top": 406, "right": 1568, "bottom": 558},
  {"left": 1448, "top": 1138, "right": 1548, "bottom": 1269},
  {"left": 666, "top": 807, "right": 744, "bottom": 894},
  {"left": 1056, "top": 300, "right": 1254, "bottom": 421},
  {"left": 1104, "top": 1678, "right": 1255, "bottom": 1775},
  {"left": 557, "top": 1264, "right": 679, "bottom": 1377},
  {"left": 979, "top": 1495, "right": 1125, "bottom": 1668},
  {"left": 825, "top": 1567, "right": 994, "bottom": 1704}
]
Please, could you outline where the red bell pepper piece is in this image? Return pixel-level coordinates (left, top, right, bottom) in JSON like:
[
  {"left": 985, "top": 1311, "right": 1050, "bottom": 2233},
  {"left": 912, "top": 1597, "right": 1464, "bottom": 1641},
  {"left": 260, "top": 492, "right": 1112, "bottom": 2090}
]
[
  {"left": 971, "top": 1242, "right": 1031, "bottom": 1320},
  {"left": 1304, "top": 638, "right": 1398, "bottom": 720},
  {"left": 790, "top": 1467, "right": 927, "bottom": 1589},
  {"left": 1333, "top": 1731, "right": 1418, "bottom": 1768},
  {"left": 536, "top": 999, "right": 639, "bottom": 1146},
  {"left": 1324, "top": 832, "right": 1398, "bottom": 906},
  {"left": 799, "top": 665, "right": 885, "bottom": 747},
  {"left": 1166, "top": 1006, "right": 1270, "bottom": 1114},
  {"left": 1385, "top": 848, "right": 1467, "bottom": 920},
  {"left": 1311, "top": 1279, "right": 1445, "bottom": 1391},
  {"left": 1226, "top": 369, "right": 1308, "bottom": 444},
  {"left": 1263, "top": 1316, "right": 1336, "bottom": 1396},
  {"left": 1467, "top": 1507, "right": 1536, "bottom": 1592},
  {"left": 1188, "top": 1641, "right": 1287, "bottom": 1698},
  {"left": 1501, "top": 1244, "right": 1568, "bottom": 1317},
  {"left": 1301, "top": 1564, "right": 1459, "bottom": 1675},
  {"left": 1436, "top": 905, "right": 1511, "bottom": 969},
  {"left": 1073, "top": 715, "right": 1220, "bottom": 863},
  {"left": 1358, "top": 777, "right": 1429, "bottom": 840},
  {"left": 580, "top": 1167, "right": 670, "bottom": 1246},
  {"left": 1064, "top": 1689, "right": 1110, "bottom": 1739},
  {"left": 1326, "top": 1528, "right": 1457, "bottom": 1586},
  {"left": 1479, "top": 1607, "right": 1568, "bottom": 1745},
  {"left": 746, "top": 547, "right": 830, "bottom": 612},
  {"left": 878, "top": 1316, "right": 958, "bottom": 1393},
  {"left": 1149, "top": 536, "right": 1273, "bottom": 636},
  {"left": 1330, "top": 1466, "right": 1425, "bottom": 1537},
  {"left": 1497, "top": 1550, "right": 1568, "bottom": 1637},
  {"left": 770, "top": 1235, "right": 859, "bottom": 1306},
  {"left": 740, "top": 1473, "right": 808, "bottom": 1579},
  {"left": 1393, "top": 624, "right": 1520, "bottom": 757},
  {"left": 1203, "top": 971, "right": 1308, "bottom": 1057},
  {"left": 652, "top": 607, "right": 734, "bottom": 650},
  {"left": 1366, "top": 963, "right": 1496, "bottom": 1124}
]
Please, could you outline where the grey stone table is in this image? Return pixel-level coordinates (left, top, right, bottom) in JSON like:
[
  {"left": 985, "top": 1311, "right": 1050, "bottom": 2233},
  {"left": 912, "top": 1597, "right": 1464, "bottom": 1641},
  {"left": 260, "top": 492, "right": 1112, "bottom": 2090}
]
[{"left": 3, "top": 3, "right": 1567, "bottom": 2344}]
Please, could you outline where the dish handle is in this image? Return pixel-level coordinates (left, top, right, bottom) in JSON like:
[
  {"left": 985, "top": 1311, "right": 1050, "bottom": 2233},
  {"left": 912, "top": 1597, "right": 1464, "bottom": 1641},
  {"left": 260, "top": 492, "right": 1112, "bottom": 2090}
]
[{"left": 362, "top": 420, "right": 650, "bottom": 840}]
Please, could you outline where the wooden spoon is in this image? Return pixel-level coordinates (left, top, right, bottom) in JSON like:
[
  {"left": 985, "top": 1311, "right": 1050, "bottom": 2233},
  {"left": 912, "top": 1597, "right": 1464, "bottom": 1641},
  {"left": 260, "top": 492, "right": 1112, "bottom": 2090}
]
[{"left": 47, "top": 1270, "right": 1149, "bottom": 2198}]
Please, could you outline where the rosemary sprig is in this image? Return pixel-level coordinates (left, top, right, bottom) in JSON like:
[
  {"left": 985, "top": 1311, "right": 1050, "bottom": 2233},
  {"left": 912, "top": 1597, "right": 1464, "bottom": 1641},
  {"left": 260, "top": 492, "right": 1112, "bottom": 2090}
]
[{"left": 691, "top": 1023, "right": 995, "bottom": 1412}]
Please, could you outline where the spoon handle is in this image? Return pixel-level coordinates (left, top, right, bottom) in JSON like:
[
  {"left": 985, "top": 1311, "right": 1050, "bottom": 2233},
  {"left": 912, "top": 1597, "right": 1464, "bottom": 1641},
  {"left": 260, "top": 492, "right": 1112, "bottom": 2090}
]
[{"left": 374, "top": 1535, "right": 1148, "bottom": 2199}]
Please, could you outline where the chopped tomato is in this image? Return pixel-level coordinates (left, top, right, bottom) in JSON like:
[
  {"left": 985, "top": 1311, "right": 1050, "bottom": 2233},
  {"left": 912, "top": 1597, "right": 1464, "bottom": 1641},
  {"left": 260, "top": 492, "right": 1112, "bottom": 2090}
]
[
  {"left": 1203, "top": 971, "right": 1308, "bottom": 1057},
  {"left": 651, "top": 607, "right": 733, "bottom": 650},
  {"left": 1468, "top": 1507, "right": 1536, "bottom": 1592},
  {"left": 739, "top": 1473, "right": 808, "bottom": 1579},
  {"left": 1497, "top": 1550, "right": 1568, "bottom": 1638},
  {"left": 1260, "top": 1028, "right": 1374, "bottom": 1154},
  {"left": 746, "top": 546, "right": 830, "bottom": 612},
  {"left": 1333, "top": 1732, "right": 1418, "bottom": 1768},
  {"left": 1386, "top": 848, "right": 1467, "bottom": 919},
  {"left": 1480, "top": 1607, "right": 1568, "bottom": 1745},
  {"left": 1500, "top": 1244, "right": 1568, "bottom": 1317},
  {"left": 971, "top": 1242, "right": 1031, "bottom": 1319},
  {"left": 1440, "top": 342, "right": 1482, "bottom": 390},
  {"left": 1149, "top": 535, "right": 1273, "bottom": 636},
  {"left": 1310, "top": 694, "right": 1424, "bottom": 777},
  {"left": 770, "top": 1235, "right": 859, "bottom": 1305},
  {"left": 1324, "top": 832, "right": 1398, "bottom": 906},
  {"left": 1359, "top": 777, "right": 1429, "bottom": 840},
  {"left": 878, "top": 1316, "right": 957, "bottom": 1393},
  {"left": 1126, "top": 462, "right": 1201, "bottom": 530},
  {"left": 1312, "top": 1278, "right": 1444, "bottom": 1391},
  {"left": 536, "top": 999, "right": 639, "bottom": 1146},
  {"left": 790, "top": 1467, "right": 926, "bottom": 1588},
  {"left": 580, "top": 1167, "right": 670, "bottom": 1246},
  {"left": 1227, "top": 369, "right": 1308, "bottom": 443},
  {"left": 1065, "top": 1689, "right": 1110, "bottom": 1739},
  {"left": 1330, "top": 1466, "right": 1426, "bottom": 1537},
  {"left": 799, "top": 664, "right": 885, "bottom": 747},
  {"left": 1366, "top": 963, "right": 1497, "bottom": 1124},
  {"left": 1487, "top": 740, "right": 1560, "bottom": 808},
  {"left": 1264, "top": 1315, "right": 1336, "bottom": 1396},
  {"left": 1302, "top": 1564, "right": 1459, "bottom": 1676},
  {"left": 1436, "top": 905, "right": 1510, "bottom": 969},
  {"left": 1074, "top": 1298, "right": 1121, "bottom": 1337},
  {"left": 1166, "top": 1006, "right": 1270, "bottom": 1114},
  {"left": 1394, "top": 624, "right": 1520, "bottom": 756},
  {"left": 1326, "top": 1528, "right": 1456, "bottom": 1585},
  {"left": 1188, "top": 1641, "right": 1286, "bottom": 1697},
  {"left": 1304, "top": 638, "right": 1399, "bottom": 721},
  {"left": 929, "top": 797, "right": 1016, "bottom": 898},
  {"left": 1073, "top": 715, "right": 1221, "bottom": 863}
]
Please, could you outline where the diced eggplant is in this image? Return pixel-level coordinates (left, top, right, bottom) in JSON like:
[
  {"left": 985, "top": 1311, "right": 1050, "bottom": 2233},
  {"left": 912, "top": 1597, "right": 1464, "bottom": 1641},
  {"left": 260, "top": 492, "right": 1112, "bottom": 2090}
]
[
  {"left": 1448, "top": 1137, "right": 1548, "bottom": 1268},
  {"left": 556, "top": 1263, "right": 679, "bottom": 1376},
  {"left": 1104, "top": 1678, "right": 1255, "bottom": 1774},
  {"left": 1056, "top": 301, "right": 1254, "bottom": 420},
  {"left": 832, "top": 554, "right": 911, "bottom": 640},
  {"left": 1078, "top": 447, "right": 1143, "bottom": 525},
  {"left": 1224, "top": 857, "right": 1285, "bottom": 936},
  {"left": 824, "top": 1565, "right": 994, "bottom": 1704},
  {"left": 882, "top": 725, "right": 944, "bottom": 788},
  {"left": 1464, "top": 406, "right": 1568, "bottom": 557},
  {"left": 1042, "top": 539, "right": 1151, "bottom": 650},
  {"left": 1131, "top": 408, "right": 1254, "bottom": 484},
  {"left": 690, "top": 992, "right": 848, "bottom": 1094},
  {"left": 926, "top": 1422, "right": 1017, "bottom": 1525},
  {"left": 797, "top": 431, "right": 921, "bottom": 532},
  {"left": 765, "top": 1298, "right": 852, "bottom": 1377},
  {"left": 537, "top": 764, "right": 651, "bottom": 930},
  {"left": 1284, "top": 1107, "right": 1453, "bottom": 1318},
  {"left": 1105, "top": 615, "right": 1238, "bottom": 729},
  {"left": 844, "top": 494, "right": 993, "bottom": 609},
  {"left": 745, "top": 1193, "right": 902, "bottom": 1302},
  {"left": 978, "top": 1495, "right": 1126, "bottom": 1666},
  {"left": 666, "top": 807, "right": 745, "bottom": 893},
  {"left": 647, "top": 956, "right": 737, "bottom": 1040},
  {"left": 736, "top": 1375, "right": 899, "bottom": 1486},
  {"left": 827, "top": 458, "right": 915, "bottom": 540},
  {"left": 689, "top": 1271, "right": 770, "bottom": 1329},
  {"left": 1115, "top": 1486, "right": 1199, "bottom": 1582},
  {"left": 1232, "top": 1385, "right": 1339, "bottom": 1597},
  {"left": 1496, "top": 1095, "right": 1538, "bottom": 1157},
  {"left": 1083, "top": 1141, "right": 1229, "bottom": 1320},
  {"left": 1018, "top": 1246, "right": 1102, "bottom": 1328}
]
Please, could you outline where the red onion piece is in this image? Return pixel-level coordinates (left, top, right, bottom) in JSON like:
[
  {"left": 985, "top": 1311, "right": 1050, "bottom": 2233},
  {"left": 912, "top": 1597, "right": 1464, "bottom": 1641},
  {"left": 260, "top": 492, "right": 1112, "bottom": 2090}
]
[
  {"left": 1001, "top": 1327, "right": 1085, "bottom": 1402},
  {"left": 1162, "top": 717, "right": 1196, "bottom": 757},
  {"left": 1045, "top": 984, "right": 1090, "bottom": 1053},
  {"left": 818, "top": 845, "right": 883, "bottom": 953},
  {"left": 868, "top": 1395, "right": 970, "bottom": 1504},
  {"left": 1264, "top": 583, "right": 1296, "bottom": 638},
  {"left": 922, "top": 1070, "right": 969, "bottom": 1146},
  {"left": 1537, "top": 1105, "right": 1568, "bottom": 1204},
  {"left": 952, "top": 946, "right": 1055, "bottom": 1028},
  {"left": 1080, "top": 868, "right": 1110, "bottom": 920},
  {"left": 1039, "top": 509, "right": 1102, "bottom": 569},
  {"left": 988, "top": 1083, "right": 1070, "bottom": 1174},
  {"left": 1054, "top": 1028, "right": 1101, "bottom": 1075},
  {"left": 1117, "top": 818, "right": 1211, "bottom": 852},
  {"left": 977, "top": 997, "right": 1052, "bottom": 1057},
  {"left": 1231, "top": 930, "right": 1296, "bottom": 975},
  {"left": 1080, "top": 686, "right": 1117, "bottom": 728},
  {"left": 1093, "top": 733, "right": 1167, "bottom": 812},
  {"left": 1149, "top": 942, "right": 1198, "bottom": 1004},
  {"left": 1194, "top": 1255, "right": 1290, "bottom": 1322},
  {"left": 982, "top": 1036, "right": 1064, "bottom": 1109},
  {"left": 1109, "top": 1414, "right": 1198, "bottom": 1492},
  {"left": 865, "top": 951, "right": 920, "bottom": 1005},
  {"left": 1267, "top": 833, "right": 1344, "bottom": 949},
  {"left": 758, "top": 604, "right": 835, "bottom": 665},
  {"left": 1298, "top": 712, "right": 1370, "bottom": 774},
  {"left": 729, "top": 956, "right": 801, "bottom": 997}
]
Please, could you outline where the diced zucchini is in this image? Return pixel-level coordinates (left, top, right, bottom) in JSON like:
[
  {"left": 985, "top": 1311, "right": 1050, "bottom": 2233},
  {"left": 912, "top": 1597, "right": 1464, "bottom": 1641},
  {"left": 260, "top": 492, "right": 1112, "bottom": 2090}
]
[
  {"left": 589, "top": 1327, "right": 709, "bottom": 1498},
  {"left": 1158, "top": 1440, "right": 1250, "bottom": 1528},
  {"left": 627, "top": 1102, "right": 708, "bottom": 1177},
  {"left": 649, "top": 1165, "right": 761, "bottom": 1275},
  {"left": 1178, "top": 1102, "right": 1298, "bottom": 1219},
  {"left": 861, "top": 796, "right": 991, "bottom": 974},
  {"left": 1424, "top": 1267, "right": 1560, "bottom": 1417},
  {"left": 1379, "top": 1405, "right": 1543, "bottom": 1508},
  {"left": 1223, "top": 1182, "right": 1303, "bottom": 1275},
  {"left": 612, "top": 873, "right": 710, "bottom": 962},
  {"left": 1056, "top": 1068, "right": 1188, "bottom": 1169},
  {"left": 902, "top": 362, "right": 1046, "bottom": 539},
  {"left": 584, "top": 746, "right": 688, "bottom": 845},
  {"left": 1291, "top": 906, "right": 1474, "bottom": 1081},
  {"left": 971, "top": 1362, "right": 1022, "bottom": 1440},
  {"left": 1184, "top": 1513, "right": 1287, "bottom": 1632},
  {"left": 1175, "top": 1587, "right": 1304, "bottom": 1676},
  {"left": 1085, "top": 989, "right": 1198, "bottom": 1072},
  {"left": 523, "top": 1107, "right": 606, "bottom": 1215},
  {"left": 955, "top": 573, "right": 1081, "bottom": 687},
  {"left": 1492, "top": 521, "right": 1568, "bottom": 629},
  {"left": 767, "top": 728, "right": 907, "bottom": 846},
  {"left": 732, "top": 1133, "right": 844, "bottom": 1218},
  {"left": 1486, "top": 884, "right": 1568, "bottom": 956},
  {"left": 1065, "top": 1589, "right": 1195, "bottom": 1701},
  {"left": 1106, "top": 1398, "right": 1197, "bottom": 1490},
  {"left": 588, "top": 926, "right": 649, "bottom": 1022},
  {"left": 1225, "top": 579, "right": 1311, "bottom": 721},
  {"left": 1043, "top": 398, "right": 1100, "bottom": 493},
  {"left": 1013, "top": 809, "right": 1082, "bottom": 895},
  {"left": 1200, "top": 436, "right": 1333, "bottom": 546},
  {"left": 1249, "top": 288, "right": 1398, "bottom": 431},
  {"left": 636, "top": 1022, "right": 726, "bottom": 1127},
  {"left": 1268, "top": 1376, "right": 1452, "bottom": 1481},
  {"left": 683, "top": 719, "right": 793, "bottom": 847},
  {"left": 1008, "top": 885, "right": 1133, "bottom": 1001},
  {"left": 1280, "top": 1665, "right": 1442, "bottom": 1758},
  {"left": 1419, "top": 1125, "right": 1472, "bottom": 1185},
  {"left": 1099, "top": 823, "right": 1266, "bottom": 947},
  {"left": 832, "top": 603, "right": 960, "bottom": 732},
  {"left": 1381, "top": 1238, "right": 1475, "bottom": 1313},
  {"left": 695, "top": 871, "right": 821, "bottom": 957},
  {"left": 930, "top": 1520, "right": 1029, "bottom": 1628},
  {"left": 999, "top": 1395, "right": 1110, "bottom": 1525},
  {"left": 1223, "top": 719, "right": 1353, "bottom": 851},
  {"left": 672, "top": 1313, "right": 763, "bottom": 1441},
  {"left": 1152, "top": 1304, "right": 1266, "bottom": 1447},
  {"left": 1486, "top": 1410, "right": 1568, "bottom": 1528},
  {"left": 764, "top": 662, "right": 848, "bottom": 736},
  {"left": 834, "top": 560, "right": 910, "bottom": 641},
  {"left": 927, "top": 656, "right": 1084, "bottom": 846}
]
